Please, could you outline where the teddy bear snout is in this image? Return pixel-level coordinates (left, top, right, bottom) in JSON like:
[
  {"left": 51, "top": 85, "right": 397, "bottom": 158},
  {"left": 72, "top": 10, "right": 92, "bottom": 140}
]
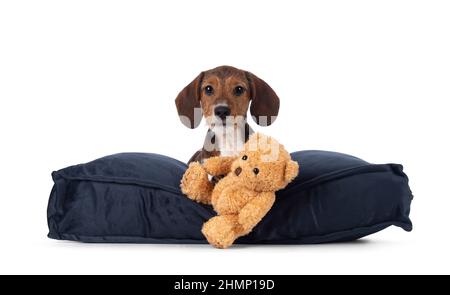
[{"left": 234, "top": 167, "right": 242, "bottom": 176}]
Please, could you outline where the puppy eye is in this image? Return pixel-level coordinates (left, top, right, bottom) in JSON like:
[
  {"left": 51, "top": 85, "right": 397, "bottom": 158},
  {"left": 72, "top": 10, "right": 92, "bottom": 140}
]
[
  {"left": 234, "top": 86, "right": 244, "bottom": 96},
  {"left": 204, "top": 85, "right": 214, "bottom": 96},
  {"left": 253, "top": 168, "right": 259, "bottom": 175},
  {"left": 242, "top": 155, "right": 248, "bottom": 160}
]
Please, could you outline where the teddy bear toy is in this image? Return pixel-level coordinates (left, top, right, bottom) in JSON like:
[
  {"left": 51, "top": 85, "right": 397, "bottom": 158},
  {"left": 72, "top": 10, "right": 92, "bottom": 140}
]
[{"left": 180, "top": 133, "right": 299, "bottom": 248}]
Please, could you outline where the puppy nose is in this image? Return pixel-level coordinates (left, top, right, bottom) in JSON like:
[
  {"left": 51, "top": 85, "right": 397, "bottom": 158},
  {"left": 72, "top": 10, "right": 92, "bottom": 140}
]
[
  {"left": 234, "top": 167, "right": 242, "bottom": 176},
  {"left": 214, "top": 106, "right": 231, "bottom": 120}
]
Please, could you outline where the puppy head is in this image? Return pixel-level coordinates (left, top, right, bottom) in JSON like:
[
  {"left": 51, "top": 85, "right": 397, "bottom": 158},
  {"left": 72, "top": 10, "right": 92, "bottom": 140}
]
[
  {"left": 230, "top": 133, "right": 299, "bottom": 192},
  {"left": 175, "top": 66, "right": 280, "bottom": 129}
]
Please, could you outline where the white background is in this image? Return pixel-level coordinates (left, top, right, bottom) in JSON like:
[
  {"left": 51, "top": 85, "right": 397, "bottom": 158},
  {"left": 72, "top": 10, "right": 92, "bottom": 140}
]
[{"left": 1, "top": 0, "right": 449, "bottom": 274}]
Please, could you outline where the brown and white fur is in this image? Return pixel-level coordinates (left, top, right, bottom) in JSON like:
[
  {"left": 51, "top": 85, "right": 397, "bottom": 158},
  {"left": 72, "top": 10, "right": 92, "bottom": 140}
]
[{"left": 175, "top": 65, "right": 280, "bottom": 164}]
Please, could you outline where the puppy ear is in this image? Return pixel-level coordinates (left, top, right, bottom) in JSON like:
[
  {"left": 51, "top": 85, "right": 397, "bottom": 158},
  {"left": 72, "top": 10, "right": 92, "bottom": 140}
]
[
  {"left": 284, "top": 160, "right": 299, "bottom": 183},
  {"left": 175, "top": 72, "right": 204, "bottom": 128},
  {"left": 246, "top": 71, "right": 280, "bottom": 126}
]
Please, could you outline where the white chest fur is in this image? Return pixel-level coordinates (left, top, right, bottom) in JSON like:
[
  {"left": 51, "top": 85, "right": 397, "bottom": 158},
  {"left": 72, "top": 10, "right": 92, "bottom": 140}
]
[{"left": 212, "top": 125, "right": 246, "bottom": 157}]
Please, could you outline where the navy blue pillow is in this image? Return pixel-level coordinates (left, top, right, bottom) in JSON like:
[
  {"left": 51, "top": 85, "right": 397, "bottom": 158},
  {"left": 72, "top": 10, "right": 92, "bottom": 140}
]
[{"left": 47, "top": 151, "right": 413, "bottom": 244}]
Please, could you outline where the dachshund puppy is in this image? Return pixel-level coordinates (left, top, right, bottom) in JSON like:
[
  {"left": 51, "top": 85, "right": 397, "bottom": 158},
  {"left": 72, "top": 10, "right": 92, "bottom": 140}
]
[{"left": 175, "top": 65, "right": 280, "bottom": 164}]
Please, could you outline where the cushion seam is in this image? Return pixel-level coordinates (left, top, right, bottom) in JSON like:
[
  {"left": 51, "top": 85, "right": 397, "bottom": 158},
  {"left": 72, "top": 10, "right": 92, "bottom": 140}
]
[
  {"left": 282, "top": 163, "right": 399, "bottom": 194},
  {"left": 54, "top": 172, "right": 183, "bottom": 194},
  {"left": 54, "top": 163, "right": 400, "bottom": 195},
  {"left": 49, "top": 219, "right": 412, "bottom": 242}
]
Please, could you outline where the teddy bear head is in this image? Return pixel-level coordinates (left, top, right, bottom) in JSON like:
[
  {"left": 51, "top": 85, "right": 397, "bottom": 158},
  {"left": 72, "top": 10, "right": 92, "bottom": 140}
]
[{"left": 230, "top": 133, "right": 299, "bottom": 192}]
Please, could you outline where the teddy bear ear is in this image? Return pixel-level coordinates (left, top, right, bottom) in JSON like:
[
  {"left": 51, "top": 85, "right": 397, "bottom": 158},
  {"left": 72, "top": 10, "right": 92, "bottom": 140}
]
[{"left": 284, "top": 160, "right": 299, "bottom": 183}]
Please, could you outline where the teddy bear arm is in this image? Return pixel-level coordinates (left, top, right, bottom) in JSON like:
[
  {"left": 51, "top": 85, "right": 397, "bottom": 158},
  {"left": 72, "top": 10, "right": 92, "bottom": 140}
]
[
  {"left": 238, "top": 192, "right": 276, "bottom": 234},
  {"left": 180, "top": 162, "right": 214, "bottom": 204},
  {"left": 203, "top": 156, "right": 236, "bottom": 177}
]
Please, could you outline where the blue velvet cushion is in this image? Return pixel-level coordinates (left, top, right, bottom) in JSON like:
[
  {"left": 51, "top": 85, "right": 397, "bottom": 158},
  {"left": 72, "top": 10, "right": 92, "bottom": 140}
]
[{"left": 47, "top": 151, "right": 413, "bottom": 244}]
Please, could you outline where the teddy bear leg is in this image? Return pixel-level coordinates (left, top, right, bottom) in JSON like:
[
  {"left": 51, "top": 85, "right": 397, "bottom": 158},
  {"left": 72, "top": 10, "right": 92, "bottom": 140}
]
[
  {"left": 180, "top": 162, "right": 214, "bottom": 204},
  {"left": 202, "top": 215, "right": 242, "bottom": 249}
]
